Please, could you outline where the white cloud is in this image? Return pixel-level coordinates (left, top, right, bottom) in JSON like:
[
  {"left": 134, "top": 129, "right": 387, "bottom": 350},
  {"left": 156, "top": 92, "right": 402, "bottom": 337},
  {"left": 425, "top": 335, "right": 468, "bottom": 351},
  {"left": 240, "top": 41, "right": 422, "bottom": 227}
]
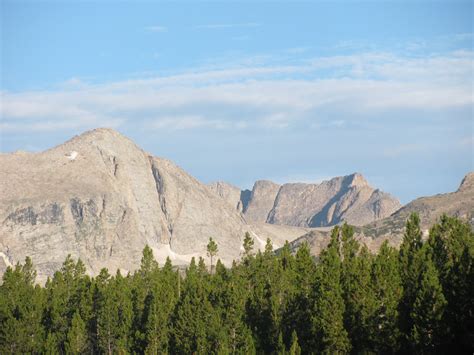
[
  {"left": 195, "top": 22, "right": 261, "bottom": 30},
  {"left": 1, "top": 50, "right": 472, "bottom": 133},
  {"left": 146, "top": 25, "right": 167, "bottom": 33}
]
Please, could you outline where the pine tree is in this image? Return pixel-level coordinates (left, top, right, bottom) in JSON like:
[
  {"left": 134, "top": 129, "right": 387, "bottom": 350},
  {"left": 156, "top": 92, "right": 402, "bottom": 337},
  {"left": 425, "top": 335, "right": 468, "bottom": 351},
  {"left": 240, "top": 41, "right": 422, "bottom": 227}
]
[
  {"left": 95, "top": 270, "right": 133, "bottom": 354},
  {"left": 170, "top": 258, "right": 224, "bottom": 354},
  {"left": 398, "top": 212, "right": 424, "bottom": 348},
  {"left": 0, "top": 257, "right": 45, "bottom": 353},
  {"left": 207, "top": 237, "right": 218, "bottom": 274},
  {"left": 264, "top": 238, "right": 274, "bottom": 255},
  {"left": 428, "top": 215, "right": 474, "bottom": 352},
  {"left": 344, "top": 245, "right": 377, "bottom": 353},
  {"left": 311, "top": 228, "right": 351, "bottom": 354},
  {"left": 289, "top": 330, "right": 302, "bottom": 355},
  {"left": 410, "top": 248, "right": 447, "bottom": 352},
  {"left": 370, "top": 241, "right": 402, "bottom": 352},
  {"left": 281, "top": 242, "right": 315, "bottom": 353},
  {"left": 65, "top": 312, "right": 88, "bottom": 354},
  {"left": 243, "top": 231, "right": 255, "bottom": 257}
]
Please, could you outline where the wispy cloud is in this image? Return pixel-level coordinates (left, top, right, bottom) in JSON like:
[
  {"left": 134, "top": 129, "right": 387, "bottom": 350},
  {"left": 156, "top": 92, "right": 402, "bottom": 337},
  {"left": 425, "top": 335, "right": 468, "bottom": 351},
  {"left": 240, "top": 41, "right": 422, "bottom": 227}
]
[
  {"left": 195, "top": 22, "right": 261, "bottom": 30},
  {"left": 146, "top": 25, "right": 167, "bottom": 33},
  {"left": 1, "top": 50, "right": 472, "bottom": 134}
]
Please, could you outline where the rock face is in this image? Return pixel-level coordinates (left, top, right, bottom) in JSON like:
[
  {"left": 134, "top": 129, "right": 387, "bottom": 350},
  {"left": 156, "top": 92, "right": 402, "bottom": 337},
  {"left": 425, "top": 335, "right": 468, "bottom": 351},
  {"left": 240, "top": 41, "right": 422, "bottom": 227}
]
[
  {"left": 243, "top": 180, "right": 281, "bottom": 223},
  {"left": 360, "top": 172, "right": 474, "bottom": 238},
  {"left": 0, "top": 129, "right": 248, "bottom": 282},
  {"left": 207, "top": 182, "right": 244, "bottom": 212},
  {"left": 288, "top": 172, "right": 474, "bottom": 258},
  {"left": 269, "top": 173, "right": 401, "bottom": 227},
  {"left": 210, "top": 173, "right": 401, "bottom": 227}
]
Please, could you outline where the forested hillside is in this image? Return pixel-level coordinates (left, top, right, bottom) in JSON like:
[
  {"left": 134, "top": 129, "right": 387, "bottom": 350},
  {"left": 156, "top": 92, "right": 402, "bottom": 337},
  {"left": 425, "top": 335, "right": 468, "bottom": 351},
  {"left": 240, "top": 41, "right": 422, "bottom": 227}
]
[{"left": 1, "top": 214, "right": 472, "bottom": 354}]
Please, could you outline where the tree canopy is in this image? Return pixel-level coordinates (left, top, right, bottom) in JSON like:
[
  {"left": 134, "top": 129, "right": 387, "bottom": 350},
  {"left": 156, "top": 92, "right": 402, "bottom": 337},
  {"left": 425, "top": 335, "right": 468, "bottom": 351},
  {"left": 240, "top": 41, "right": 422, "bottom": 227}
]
[{"left": 0, "top": 214, "right": 472, "bottom": 354}]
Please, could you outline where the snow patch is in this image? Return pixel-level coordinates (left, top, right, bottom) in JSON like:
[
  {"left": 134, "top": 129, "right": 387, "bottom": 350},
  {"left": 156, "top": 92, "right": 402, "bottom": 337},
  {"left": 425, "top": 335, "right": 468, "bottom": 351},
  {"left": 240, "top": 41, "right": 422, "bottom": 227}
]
[
  {"left": 0, "top": 252, "right": 13, "bottom": 268},
  {"left": 66, "top": 151, "right": 78, "bottom": 160},
  {"left": 251, "top": 231, "right": 267, "bottom": 249},
  {"left": 152, "top": 243, "right": 198, "bottom": 264}
]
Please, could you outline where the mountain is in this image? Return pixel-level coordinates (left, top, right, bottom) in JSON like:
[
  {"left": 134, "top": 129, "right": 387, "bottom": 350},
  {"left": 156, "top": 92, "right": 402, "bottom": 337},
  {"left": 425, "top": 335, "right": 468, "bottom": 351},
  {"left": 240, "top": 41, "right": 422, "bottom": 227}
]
[
  {"left": 0, "top": 128, "right": 251, "bottom": 282},
  {"left": 288, "top": 172, "right": 474, "bottom": 256},
  {"left": 207, "top": 181, "right": 245, "bottom": 213},
  {"left": 359, "top": 172, "right": 474, "bottom": 238},
  {"left": 210, "top": 174, "right": 401, "bottom": 227},
  {"left": 0, "top": 128, "right": 427, "bottom": 283}
]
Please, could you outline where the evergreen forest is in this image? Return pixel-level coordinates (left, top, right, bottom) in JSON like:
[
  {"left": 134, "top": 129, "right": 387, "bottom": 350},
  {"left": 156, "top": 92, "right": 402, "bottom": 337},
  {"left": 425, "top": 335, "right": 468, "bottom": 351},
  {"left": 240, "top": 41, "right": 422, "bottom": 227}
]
[{"left": 1, "top": 213, "right": 473, "bottom": 354}]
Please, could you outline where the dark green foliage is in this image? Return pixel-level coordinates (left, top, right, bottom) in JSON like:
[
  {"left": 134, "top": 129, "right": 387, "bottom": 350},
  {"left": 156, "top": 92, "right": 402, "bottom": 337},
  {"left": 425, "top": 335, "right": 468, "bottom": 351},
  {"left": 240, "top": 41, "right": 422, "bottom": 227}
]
[
  {"left": 0, "top": 217, "right": 472, "bottom": 354},
  {"left": 409, "top": 248, "right": 446, "bottom": 353},
  {"left": 65, "top": 312, "right": 87, "bottom": 354},
  {"left": 311, "top": 227, "right": 351, "bottom": 354},
  {"left": 242, "top": 231, "right": 255, "bottom": 258},
  {"left": 370, "top": 241, "right": 403, "bottom": 353},
  {"left": 0, "top": 257, "right": 44, "bottom": 353},
  {"left": 207, "top": 237, "right": 218, "bottom": 274}
]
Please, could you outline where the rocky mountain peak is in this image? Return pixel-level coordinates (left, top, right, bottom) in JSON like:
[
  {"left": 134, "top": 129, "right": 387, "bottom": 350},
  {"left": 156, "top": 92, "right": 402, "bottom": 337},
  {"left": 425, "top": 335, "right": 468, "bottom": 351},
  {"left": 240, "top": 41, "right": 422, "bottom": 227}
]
[
  {"left": 346, "top": 172, "right": 369, "bottom": 188},
  {"left": 458, "top": 172, "right": 474, "bottom": 192}
]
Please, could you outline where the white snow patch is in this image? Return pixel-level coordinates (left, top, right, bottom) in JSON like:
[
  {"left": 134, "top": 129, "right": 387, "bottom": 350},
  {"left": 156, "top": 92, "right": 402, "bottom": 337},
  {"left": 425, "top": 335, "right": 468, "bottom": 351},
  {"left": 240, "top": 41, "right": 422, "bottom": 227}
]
[
  {"left": 251, "top": 231, "right": 267, "bottom": 249},
  {"left": 0, "top": 252, "right": 13, "bottom": 268},
  {"left": 152, "top": 243, "right": 199, "bottom": 264},
  {"left": 66, "top": 151, "right": 78, "bottom": 160}
]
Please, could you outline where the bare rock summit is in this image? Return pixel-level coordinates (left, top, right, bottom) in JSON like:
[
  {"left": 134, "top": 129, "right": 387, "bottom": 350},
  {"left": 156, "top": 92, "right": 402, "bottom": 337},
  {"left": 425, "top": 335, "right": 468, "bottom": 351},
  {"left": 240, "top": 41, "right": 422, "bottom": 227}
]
[
  {"left": 210, "top": 173, "right": 401, "bottom": 227},
  {"left": 0, "top": 128, "right": 248, "bottom": 282}
]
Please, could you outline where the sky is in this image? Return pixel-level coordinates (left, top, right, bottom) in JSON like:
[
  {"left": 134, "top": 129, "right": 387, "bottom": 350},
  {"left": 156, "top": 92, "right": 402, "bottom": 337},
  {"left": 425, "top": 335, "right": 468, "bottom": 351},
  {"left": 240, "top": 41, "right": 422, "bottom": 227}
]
[{"left": 1, "top": 0, "right": 473, "bottom": 203}]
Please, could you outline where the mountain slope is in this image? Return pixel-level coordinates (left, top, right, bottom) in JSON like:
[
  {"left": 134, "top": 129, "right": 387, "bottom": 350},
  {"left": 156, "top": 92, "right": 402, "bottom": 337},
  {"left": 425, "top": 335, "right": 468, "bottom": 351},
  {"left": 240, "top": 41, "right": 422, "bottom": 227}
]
[
  {"left": 288, "top": 172, "right": 474, "bottom": 256},
  {"left": 360, "top": 172, "right": 474, "bottom": 238},
  {"left": 0, "top": 128, "right": 248, "bottom": 281},
  {"left": 210, "top": 173, "right": 401, "bottom": 227}
]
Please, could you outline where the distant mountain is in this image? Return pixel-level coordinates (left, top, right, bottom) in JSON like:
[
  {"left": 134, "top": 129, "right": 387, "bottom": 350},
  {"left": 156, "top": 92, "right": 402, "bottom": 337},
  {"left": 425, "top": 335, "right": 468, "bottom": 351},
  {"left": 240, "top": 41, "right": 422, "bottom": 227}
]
[
  {"left": 3, "top": 128, "right": 465, "bottom": 282},
  {"left": 210, "top": 173, "right": 401, "bottom": 227},
  {"left": 0, "top": 129, "right": 251, "bottom": 282},
  {"left": 288, "top": 172, "right": 474, "bottom": 256},
  {"left": 359, "top": 172, "right": 474, "bottom": 238}
]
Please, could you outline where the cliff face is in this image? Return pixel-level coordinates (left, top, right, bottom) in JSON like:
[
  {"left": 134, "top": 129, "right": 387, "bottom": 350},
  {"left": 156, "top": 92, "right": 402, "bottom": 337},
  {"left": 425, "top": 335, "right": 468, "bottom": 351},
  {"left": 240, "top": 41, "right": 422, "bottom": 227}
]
[
  {"left": 0, "top": 129, "right": 247, "bottom": 282},
  {"left": 211, "top": 173, "right": 401, "bottom": 228},
  {"left": 288, "top": 172, "right": 474, "bottom": 258},
  {"left": 243, "top": 180, "right": 281, "bottom": 223},
  {"left": 359, "top": 172, "right": 474, "bottom": 238}
]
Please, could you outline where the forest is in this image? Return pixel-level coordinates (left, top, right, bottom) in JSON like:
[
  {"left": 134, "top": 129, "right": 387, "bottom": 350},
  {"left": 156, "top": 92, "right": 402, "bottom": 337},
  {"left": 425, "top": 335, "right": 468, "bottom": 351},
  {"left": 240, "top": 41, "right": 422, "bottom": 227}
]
[{"left": 0, "top": 213, "right": 472, "bottom": 354}]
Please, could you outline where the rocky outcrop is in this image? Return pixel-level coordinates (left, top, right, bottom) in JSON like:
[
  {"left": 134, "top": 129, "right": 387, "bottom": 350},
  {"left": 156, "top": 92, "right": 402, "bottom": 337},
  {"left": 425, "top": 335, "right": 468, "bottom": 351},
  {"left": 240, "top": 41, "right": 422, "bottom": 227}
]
[
  {"left": 207, "top": 181, "right": 244, "bottom": 212},
  {"left": 0, "top": 128, "right": 248, "bottom": 282},
  {"left": 269, "top": 173, "right": 401, "bottom": 227},
  {"left": 243, "top": 181, "right": 281, "bottom": 223},
  {"left": 210, "top": 173, "right": 401, "bottom": 227},
  {"left": 359, "top": 172, "right": 474, "bottom": 238},
  {"left": 288, "top": 172, "right": 474, "bottom": 258}
]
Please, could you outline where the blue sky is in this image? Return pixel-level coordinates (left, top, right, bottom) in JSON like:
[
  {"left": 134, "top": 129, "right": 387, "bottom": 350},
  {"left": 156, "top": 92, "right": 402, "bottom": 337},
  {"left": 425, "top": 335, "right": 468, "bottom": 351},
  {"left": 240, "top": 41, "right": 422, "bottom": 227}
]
[{"left": 1, "top": 1, "right": 473, "bottom": 203}]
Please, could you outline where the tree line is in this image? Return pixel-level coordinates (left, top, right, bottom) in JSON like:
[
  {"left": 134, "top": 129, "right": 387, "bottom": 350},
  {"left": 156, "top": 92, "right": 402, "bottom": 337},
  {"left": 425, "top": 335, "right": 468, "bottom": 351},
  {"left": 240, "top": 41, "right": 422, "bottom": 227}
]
[{"left": 0, "top": 213, "right": 473, "bottom": 354}]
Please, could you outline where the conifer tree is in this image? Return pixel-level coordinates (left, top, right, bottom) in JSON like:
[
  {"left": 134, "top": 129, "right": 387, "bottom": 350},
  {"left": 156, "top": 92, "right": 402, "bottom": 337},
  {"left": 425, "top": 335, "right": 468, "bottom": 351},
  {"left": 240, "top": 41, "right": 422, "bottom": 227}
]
[
  {"left": 207, "top": 237, "right": 218, "bottom": 274},
  {"left": 311, "top": 228, "right": 351, "bottom": 354},
  {"left": 410, "top": 248, "right": 447, "bottom": 352},
  {"left": 265, "top": 238, "right": 274, "bottom": 255},
  {"left": 344, "top": 245, "right": 377, "bottom": 353},
  {"left": 170, "top": 257, "right": 225, "bottom": 354},
  {"left": 398, "top": 212, "right": 424, "bottom": 347},
  {"left": 289, "top": 330, "right": 302, "bottom": 355},
  {"left": 243, "top": 231, "right": 255, "bottom": 257},
  {"left": 370, "top": 241, "right": 402, "bottom": 352},
  {"left": 282, "top": 242, "right": 315, "bottom": 352},
  {"left": 65, "top": 312, "right": 88, "bottom": 354},
  {"left": 95, "top": 270, "right": 133, "bottom": 354},
  {"left": 428, "top": 215, "right": 474, "bottom": 352},
  {"left": 0, "top": 257, "right": 44, "bottom": 353}
]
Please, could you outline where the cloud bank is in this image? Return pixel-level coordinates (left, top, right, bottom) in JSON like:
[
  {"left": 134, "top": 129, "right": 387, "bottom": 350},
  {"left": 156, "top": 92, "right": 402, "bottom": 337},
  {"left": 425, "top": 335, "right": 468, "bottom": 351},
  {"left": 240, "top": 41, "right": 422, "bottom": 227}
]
[{"left": 1, "top": 50, "right": 472, "bottom": 133}]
